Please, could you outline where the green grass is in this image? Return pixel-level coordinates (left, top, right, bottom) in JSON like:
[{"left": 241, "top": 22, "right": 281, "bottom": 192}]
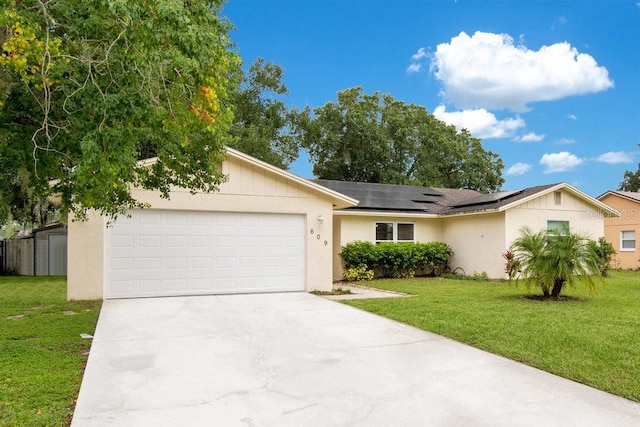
[
  {"left": 0, "top": 276, "right": 101, "bottom": 427},
  {"left": 343, "top": 270, "right": 640, "bottom": 402}
]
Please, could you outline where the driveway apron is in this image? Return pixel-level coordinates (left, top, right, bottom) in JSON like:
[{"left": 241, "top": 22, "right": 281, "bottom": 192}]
[{"left": 72, "top": 292, "right": 640, "bottom": 426}]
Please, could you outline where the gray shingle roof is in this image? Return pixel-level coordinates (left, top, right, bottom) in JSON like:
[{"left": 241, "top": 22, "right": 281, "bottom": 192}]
[{"left": 312, "top": 180, "right": 562, "bottom": 216}]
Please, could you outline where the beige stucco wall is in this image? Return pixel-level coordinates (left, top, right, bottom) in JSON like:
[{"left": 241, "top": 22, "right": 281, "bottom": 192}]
[
  {"left": 442, "top": 212, "right": 506, "bottom": 279},
  {"left": 332, "top": 213, "right": 442, "bottom": 280},
  {"left": 67, "top": 155, "right": 336, "bottom": 300},
  {"left": 505, "top": 189, "right": 606, "bottom": 246},
  {"left": 599, "top": 194, "right": 640, "bottom": 269}
]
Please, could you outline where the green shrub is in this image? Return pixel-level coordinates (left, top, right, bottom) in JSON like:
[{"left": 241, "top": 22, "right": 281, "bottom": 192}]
[
  {"left": 588, "top": 237, "right": 616, "bottom": 277},
  {"left": 339, "top": 241, "right": 378, "bottom": 270},
  {"left": 340, "top": 241, "right": 452, "bottom": 279},
  {"left": 343, "top": 265, "right": 375, "bottom": 282}
]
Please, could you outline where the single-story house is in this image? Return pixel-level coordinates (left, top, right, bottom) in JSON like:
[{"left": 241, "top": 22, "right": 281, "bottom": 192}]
[
  {"left": 597, "top": 191, "right": 640, "bottom": 269},
  {"left": 66, "top": 148, "right": 618, "bottom": 300},
  {"left": 315, "top": 179, "right": 619, "bottom": 281}
]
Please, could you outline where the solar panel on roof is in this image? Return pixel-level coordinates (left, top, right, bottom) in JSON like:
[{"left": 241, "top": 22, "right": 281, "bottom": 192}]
[
  {"left": 451, "top": 189, "right": 524, "bottom": 208},
  {"left": 312, "top": 179, "right": 443, "bottom": 212}
]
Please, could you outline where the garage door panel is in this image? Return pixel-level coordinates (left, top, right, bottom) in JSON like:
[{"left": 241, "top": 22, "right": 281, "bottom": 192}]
[{"left": 105, "top": 211, "right": 306, "bottom": 298}]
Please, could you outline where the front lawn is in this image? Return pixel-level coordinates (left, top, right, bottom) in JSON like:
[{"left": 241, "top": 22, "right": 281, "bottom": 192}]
[
  {"left": 343, "top": 270, "right": 640, "bottom": 402},
  {"left": 0, "top": 276, "right": 101, "bottom": 426}
]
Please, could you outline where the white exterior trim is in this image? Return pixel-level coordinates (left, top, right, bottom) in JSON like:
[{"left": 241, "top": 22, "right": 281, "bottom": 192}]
[{"left": 225, "top": 148, "right": 358, "bottom": 209}]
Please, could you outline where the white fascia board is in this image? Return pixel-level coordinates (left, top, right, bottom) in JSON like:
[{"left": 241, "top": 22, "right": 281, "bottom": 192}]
[{"left": 333, "top": 210, "right": 440, "bottom": 219}]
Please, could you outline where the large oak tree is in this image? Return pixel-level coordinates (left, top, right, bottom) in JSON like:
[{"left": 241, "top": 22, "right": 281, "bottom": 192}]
[
  {"left": 227, "top": 58, "right": 298, "bottom": 170},
  {"left": 0, "top": 0, "right": 239, "bottom": 222},
  {"left": 292, "top": 87, "right": 504, "bottom": 192}
]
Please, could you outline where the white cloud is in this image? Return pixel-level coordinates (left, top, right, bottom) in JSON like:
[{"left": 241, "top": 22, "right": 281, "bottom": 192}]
[
  {"left": 506, "top": 162, "right": 532, "bottom": 176},
  {"left": 554, "top": 138, "right": 575, "bottom": 145},
  {"left": 430, "top": 31, "right": 614, "bottom": 111},
  {"left": 595, "top": 151, "right": 634, "bottom": 164},
  {"left": 406, "top": 63, "right": 422, "bottom": 74},
  {"left": 551, "top": 16, "right": 568, "bottom": 30},
  {"left": 540, "top": 152, "right": 583, "bottom": 173},
  {"left": 407, "top": 48, "right": 428, "bottom": 74},
  {"left": 515, "top": 132, "right": 545, "bottom": 142},
  {"left": 567, "top": 114, "right": 577, "bottom": 120},
  {"left": 412, "top": 47, "right": 428, "bottom": 61},
  {"left": 433, "top": 105, "right": 525, "bottom": 139}
]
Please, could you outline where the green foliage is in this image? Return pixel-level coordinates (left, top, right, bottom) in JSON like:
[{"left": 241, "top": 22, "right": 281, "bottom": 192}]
[
  {"left": 343, "top": 265, "right": 375, "bottom": 282},
  {"left": 0, "top": 0, "right": 240, "bottom": 222},
  {"left": 227, "top": 58, "right": 298, "bottom": 169},
  {"left": 0, "top": 276, "right": 101, "bottom": 426},
  {"left": 443, "top": 270, "right": 490, "bottom": 281},
  {"left": 340, "top": 240, "right": 452, "bottom": 279},
  {"left": 339, "top": 240, "right": 379, "bottom": 270},
  {"left": 588, "top": 237, "right": 616, "bottom": 277},
  {"left": 509, "top": 225, "right": 600, "bottom": 298},
  {"left": 618, "top": 167, "right": 640, "bottom": 192},
  {"left": 291, "top": 86, "right": 504, "bottom": 192},
  {"left": 618, "top": 143, "right": 640, "bottom": 191}
]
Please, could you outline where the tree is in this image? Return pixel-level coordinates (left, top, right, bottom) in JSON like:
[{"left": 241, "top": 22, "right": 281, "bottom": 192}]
[
  {"left": 291, "top": 87, "right": 504, "bottom": 192},
  {"left": 618, "top": 144, "right": 640, "bottom": 191},
  {"left": 0, "top": 0, "right": 240, "bottom": 222},
  {"left": 508, "top": 225, "right": 600, "bottom": 299},
  {"left": 228, "top": 58, "right": 298, "bottom": 170}
]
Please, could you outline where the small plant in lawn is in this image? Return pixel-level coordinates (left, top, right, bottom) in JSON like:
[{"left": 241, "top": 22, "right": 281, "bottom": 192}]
[
  {"left": 588, "top": 237, "right": 616, "bottom": 277},
  {"left": 502, "top": 250, "right": 519, "bottom": 276},
  {"left": 508, "top": 225, "right": 600, "bottom": 299}
]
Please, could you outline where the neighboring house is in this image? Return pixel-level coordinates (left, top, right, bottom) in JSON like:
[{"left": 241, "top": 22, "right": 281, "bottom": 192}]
[
  {"left": 66, "top": 148, "right": 618, "bottom": 300},
  {"left": 597, "top": 191, "right": 640, "bottom": 269},
  {"left": 0, "top": 223, "right": 67, "bottom": 276},
  {"left": 315, "top": 180, "right": 618, "bottom": 280}
]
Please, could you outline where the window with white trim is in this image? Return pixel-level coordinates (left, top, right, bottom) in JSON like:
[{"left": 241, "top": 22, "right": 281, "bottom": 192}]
[
  {"left": 375, "top": 222, "right": 415, "bottom": 243},
  {"left": 547, "top": 220, "right": 569, "bottom": 235},
  {"left": 620, "top": 231, "right": 636, "bottom": 251}
]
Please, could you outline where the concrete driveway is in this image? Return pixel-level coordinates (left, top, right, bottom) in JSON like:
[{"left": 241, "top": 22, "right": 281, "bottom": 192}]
[{"left": 72, "top": 292, "right": 640, "bottom": 426}]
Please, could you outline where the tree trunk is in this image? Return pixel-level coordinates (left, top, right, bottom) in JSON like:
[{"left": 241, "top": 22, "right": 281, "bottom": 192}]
[
  {"left": 551, "top": 278, "right": 564, "bottom": 298},
  {"left": 542, "top": 284, "right": 550, "bottom": 297}
]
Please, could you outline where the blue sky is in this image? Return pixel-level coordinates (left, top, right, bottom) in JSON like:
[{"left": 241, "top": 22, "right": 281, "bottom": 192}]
[{"left": 222, "top": 0, "right": 640, "bottom": 197}]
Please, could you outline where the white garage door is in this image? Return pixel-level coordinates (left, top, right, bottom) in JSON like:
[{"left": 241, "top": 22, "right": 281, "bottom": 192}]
[{"left": 104, "top": 210, "right": 305, "bottom": 299}]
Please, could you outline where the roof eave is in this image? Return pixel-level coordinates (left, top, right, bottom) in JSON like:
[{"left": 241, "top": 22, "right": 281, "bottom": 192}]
[
  {"left": 333, "top": 209, "right": 440, "bottom": 219},
  {"left": 598, "top": 190, "right": 640, "bottom": 205},
  {"left": 494, "top": 183, "right": 620, "bottom": 217}
]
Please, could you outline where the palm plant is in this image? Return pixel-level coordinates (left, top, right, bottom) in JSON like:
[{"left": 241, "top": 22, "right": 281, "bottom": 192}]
[{"left": 508, "top": 225, "right": 600, "bottom": 298}]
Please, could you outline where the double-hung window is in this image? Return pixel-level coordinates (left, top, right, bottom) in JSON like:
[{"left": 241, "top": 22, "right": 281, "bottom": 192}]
[
  {"left": 375, "top": 222, "right": 415, "bottom": 243},
  {"left": 547, "top": 220, "right": 569, "bottom": 235},
  {"left": 621, "top": 231, "right": 636, "bottom": 251}
]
